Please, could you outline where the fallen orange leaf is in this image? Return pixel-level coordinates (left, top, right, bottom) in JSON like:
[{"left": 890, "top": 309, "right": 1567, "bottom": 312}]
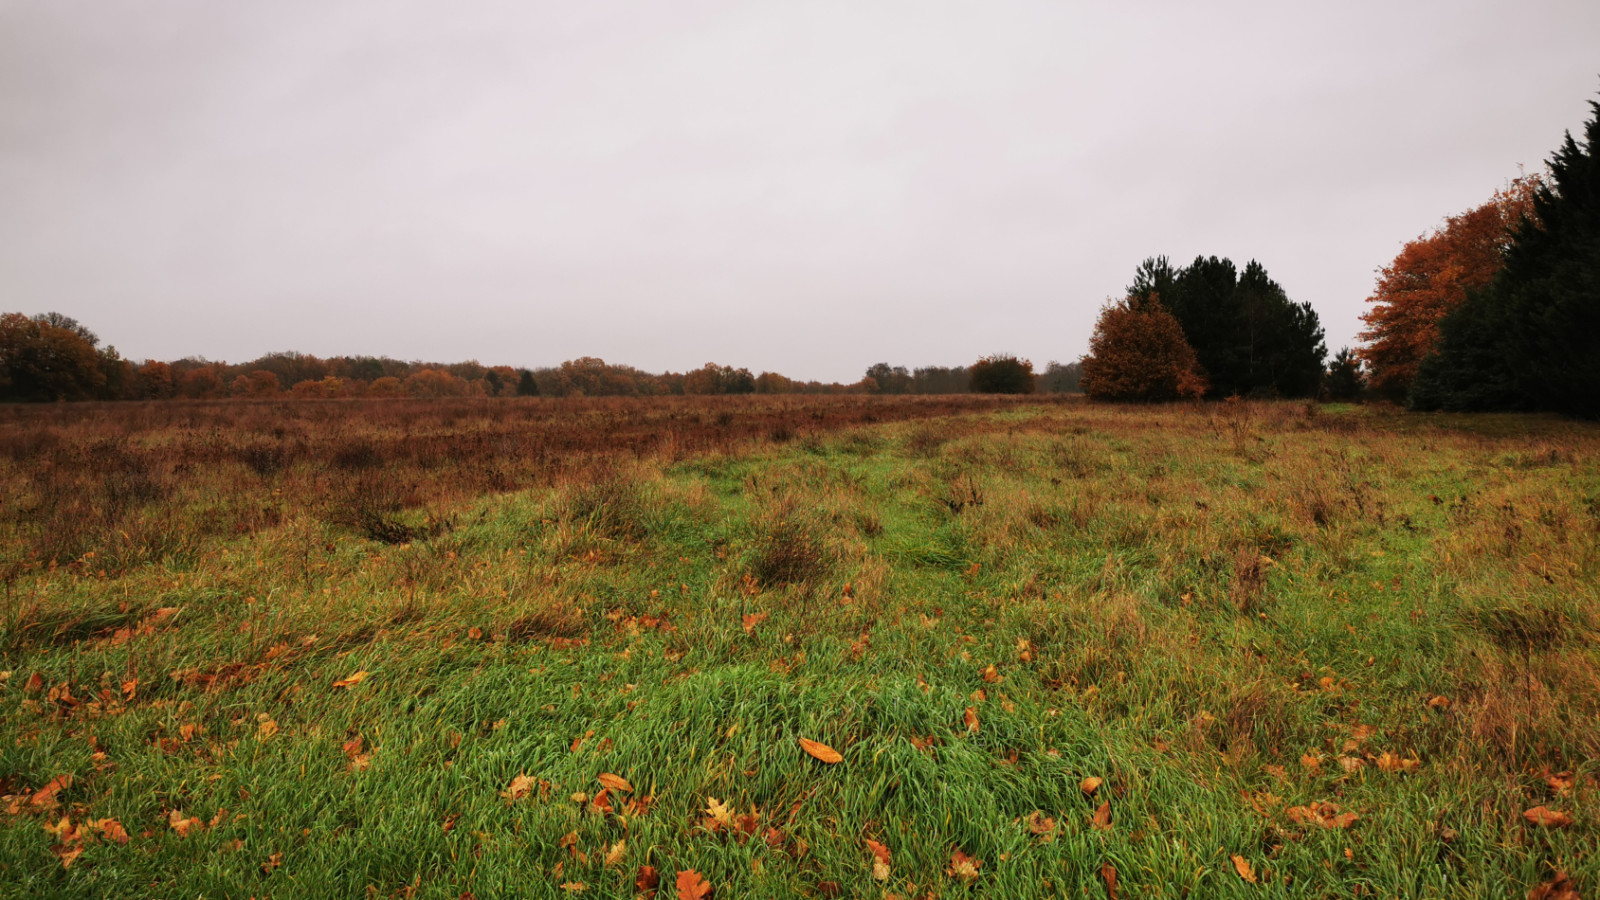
[
  {"left": 1524, "top": 806, "right": 1574, "bottom": 828},
  {"left": 92, "top": 818, "right": 130, "bottom": 845},
  {"left": 30, "top": 774, "right": 72, "bottom": 811},
  {"left": 502, "top": 773, "right": 538, "bottom": 802},
  {"left": 1100, "top": 862, "right": 1118, "bottom": 900},
  {"left": 1529, "top": 870, "right": 1582, "bottom": 900},
  {"left": 964, "top": 707, "right": 980, "bottom": 733},
  {"left": 1231, "top": 854, "right": 1257, "bottom": 883},
  {"left": 1285, "top": 801, "right": 1359, "bottom": 829},
  {"left": 635, "top": 865, "right": 660, "bottom": 896},
  {"left": 1091, "top": 800, "right": 1112, "bottom": 831},
  {"left": 598, "top": 772, "right": 634, "bottom": 794},
  {"left": 168, "top": 809, "right": 204, "bottom": 837},
  {"left": 864, "top": 838, "right": 892, "bottom": 880},
  {"left": 1080, "top": 776, "right": 1103, "bottom": 795},
  {"left": 676, "top": 868, "right": 712, "bottom": 900},
  {"left": 331, "top": 670, "right": 369, "bottom": 689},
  {"left": 947, "top": 848, "right": 982, "bottom": 882},
  {"left": 741, "top": 612, "right": 768, "bottom": 634},
  {"left": 799, "top": 738, "right": 842, "bottom": 764},
  {"left": 1025, "top": 810, "right": 1057, "bottom": 841}
]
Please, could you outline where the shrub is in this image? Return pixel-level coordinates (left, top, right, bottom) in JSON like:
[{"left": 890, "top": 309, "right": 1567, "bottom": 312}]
[
  {"left": 968, "top": 355, "right": 1036, "bottom": 394},
  {"left": 1079, "top": 296, "right": 1208, "bottom": 402}
]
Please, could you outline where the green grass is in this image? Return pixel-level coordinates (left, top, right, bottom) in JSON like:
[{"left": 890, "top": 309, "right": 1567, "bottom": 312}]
[{"left": 3, "top": 401, "right": 1598, "bottom": 898}]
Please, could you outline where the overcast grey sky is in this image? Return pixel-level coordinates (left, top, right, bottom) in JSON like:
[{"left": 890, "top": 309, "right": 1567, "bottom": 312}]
[{"left": 2, "top": 1, "right": 1596, "bottom": 381}]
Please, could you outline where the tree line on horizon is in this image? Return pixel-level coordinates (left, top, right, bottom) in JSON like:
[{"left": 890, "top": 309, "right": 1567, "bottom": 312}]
[{"left": 0, "top": 319, "right": 1086, "bottom": 403}]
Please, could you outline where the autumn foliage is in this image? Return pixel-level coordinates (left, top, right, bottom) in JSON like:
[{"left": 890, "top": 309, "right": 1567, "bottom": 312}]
[
  {"left": 1358, "top": 175, "right": 1539, "bottom": 399},
  {"left": 1079, "top": 296, "right": 1207, "bottom": 402},
  {"left": 967, "top": 355, "right": 1036, "bottom": 394}
]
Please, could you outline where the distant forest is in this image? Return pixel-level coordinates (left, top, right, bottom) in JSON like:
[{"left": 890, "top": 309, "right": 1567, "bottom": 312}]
[{"left": 0, "top": 318, "right": 1084, "bottom": 402}]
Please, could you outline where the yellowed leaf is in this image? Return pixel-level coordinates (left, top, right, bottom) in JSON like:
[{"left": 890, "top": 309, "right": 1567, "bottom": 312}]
[
  {"left": 1231, "top": 854, "right": 1257, "bottom": 883},
  {"left": 331, "top": 670, "right": 369, "bottom": 689},
  {"left": 598, "top": 772, "right": 634, "bottom": 794},
  {"left": 91, "top": 817, "right": 130, "bottom": 845},
  {"left": 1080, "top": 776, "right": 1103, "bottom": 795},
  {"left": 502, "top": 773, "right": 537, "bottom": 802},
  {"left": 947, "top": 848, "right": 982, "bottom": 882},
  {"left": 168, "top": 809, "right": 204, "bottom": 837},
  {"left": 1523, "top": 806, "right": 1573, "bottom": 828},
  {"left": 799, "top": 738, "right": 842, "bottom": 764},
  {"left": 1091, "top": 800, "right": 1112, "bottom": 831},
  {"left": 1025, "top": 810, "right": 1056, "bottom": 842}
]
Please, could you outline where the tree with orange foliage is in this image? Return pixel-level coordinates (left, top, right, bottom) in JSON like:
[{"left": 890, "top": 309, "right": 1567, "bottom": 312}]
[
  {"left": 178, "top": 366, "right": 222, "bottom": 398},
  {"left": 1358, "top": 175, "right": 1538, "bottom": 400},
  {"left": 1079, "top": 295, "right": 1207, "bottom": 402}
]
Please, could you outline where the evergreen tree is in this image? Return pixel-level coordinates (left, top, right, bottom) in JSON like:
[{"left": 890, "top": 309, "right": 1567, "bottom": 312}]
[
  {"left": 1413, "top": 96, "right": 1600, "bottom": 417},
  {"left": 516, "top": 369, "right": 539, "bottom": 397},
  {"left": 1129, "top": 255, "right": 1326, "bottom": 398},
  {"left": 1322, "top": 348, "right": 1365, "bottom": 402}
]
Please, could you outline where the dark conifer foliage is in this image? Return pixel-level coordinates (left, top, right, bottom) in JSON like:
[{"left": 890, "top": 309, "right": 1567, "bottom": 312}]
[
  {"left": 1322, "top": 348, "right": 1365, "bottom": 402},
  {"left": 1412, "top": 97, "right": 1600, "bottom": 418},
  {"left": 1128, "top": 255, "right": 1326, "bottom": 398}
]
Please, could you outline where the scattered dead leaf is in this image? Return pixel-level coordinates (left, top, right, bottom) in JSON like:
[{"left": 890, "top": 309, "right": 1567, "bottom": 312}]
[
  {"left": 1231, "top": 854, "right": 1257, "bottom": 884},
  {"left": 864, "top": 838, "right": 892, "bottom": 881},
  {"left": 947, "top": 848, "right": 982, "bottom": 882},
  {"left": 1091, "top": 801, "right": 1112, "bottom": 831},
  {"left": 1285, "top": 801, "right": 1359, "bottom": 829},
  {"left": 635, "top": 865, "right": 660, "bottom": 898},
  {"left": 168, "top": 809, "right": 204, "bottom": 837},
  {"left": 799, "top": 738, "right": 842, "bottom": 764},
  {"left": 29, "top": 774, "right": 72, "bottom": 812},
  {"left": 676, "top": 869, "right": 712, "bottom": 900},
  {"left": 1025, "top": 810, "right": 1057, "bottom": 842},
  {"left": 1524, "top": 806, "right": 1574, "bottom": 828},
  {"left": 502, "top": 773, "right": 538, "bottom": 802},
  {"left": 1528, "top": 870, "right": 1581, "bottom": 900}
]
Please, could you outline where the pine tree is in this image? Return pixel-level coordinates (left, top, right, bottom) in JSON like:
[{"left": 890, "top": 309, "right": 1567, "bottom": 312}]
[
  {"left": 1129, "top": 255, "right": 1325, "bottom": 398},
  {"left": 1413, "top": 96, "right": 1600, "bottom": 417}
]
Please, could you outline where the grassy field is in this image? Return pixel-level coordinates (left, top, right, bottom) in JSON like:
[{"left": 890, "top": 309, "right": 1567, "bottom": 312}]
[{"left": 2, "top": 397, "right": 1597, "bottom": 899}]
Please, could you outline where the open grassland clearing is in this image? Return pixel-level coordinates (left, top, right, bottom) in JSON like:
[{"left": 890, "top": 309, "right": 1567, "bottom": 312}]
[{"left": 2, "top": 398, "right": 1598, "bottom": 898}]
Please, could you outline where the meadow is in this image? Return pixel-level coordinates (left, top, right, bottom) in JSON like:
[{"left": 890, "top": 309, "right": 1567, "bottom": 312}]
[{"left": 1, "top": 396, "right": 1596, "bottom": 899}]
